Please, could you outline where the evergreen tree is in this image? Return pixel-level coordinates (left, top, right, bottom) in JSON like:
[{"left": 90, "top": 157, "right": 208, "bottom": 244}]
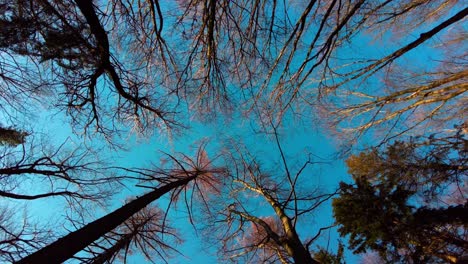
[
  {"left": 0, "top": 126, "right": 27, "bottom": 146},
  {"left": 333, "top": 133, "right": 467, "bottom": 263}
]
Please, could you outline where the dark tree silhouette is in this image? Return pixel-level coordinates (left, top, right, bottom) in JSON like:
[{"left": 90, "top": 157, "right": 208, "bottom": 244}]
[
  {"left": 0, "top": 126, "right": 27, "bottom": 146},
  {"left": 16, "top": 176, "right": 194, "bottom": 264},
  {"left": 1, "top": 0, "right": 177, "bottom": 139},
  {"left": 0, "top": 136, "right": 118, "bottom": 205},
  {"left": 78, "top": 205, "right": 181, "bottom": 264},
  {"left": 0, "top": 132, "right": 121, "bottom": 261},
  {"left": 313, "top": 242, "right": 345, "bottom": 264},
  {"left": 0, "top": 207, "right": 51, "bottom": 263},
  {"left": 16, "top": 144, "right": 226, "bottom": 263},
  {"left": 333, "top": 131, "right": 467, "bottom": 263}
]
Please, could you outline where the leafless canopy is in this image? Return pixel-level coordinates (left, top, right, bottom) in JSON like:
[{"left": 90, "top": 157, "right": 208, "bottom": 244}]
[
  {"left": 2, "top": 0, "right": 465, "bottom": 142},
  {"left": 210, "top": 128, "right": 338, "bottom": 263}
]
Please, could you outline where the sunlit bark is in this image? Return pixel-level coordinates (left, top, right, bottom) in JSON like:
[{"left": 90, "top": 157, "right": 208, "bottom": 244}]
[{"left": 213, "top": 125, "right": 338, "bottom": 263}]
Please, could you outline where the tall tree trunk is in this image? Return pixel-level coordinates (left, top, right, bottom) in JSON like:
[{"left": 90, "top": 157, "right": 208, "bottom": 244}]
[
  {"left": 16, "top": 176, "right": 195, "bottom": 264},
  {"left": 91, "top": 209, "right": 156, "bottom": 264}
]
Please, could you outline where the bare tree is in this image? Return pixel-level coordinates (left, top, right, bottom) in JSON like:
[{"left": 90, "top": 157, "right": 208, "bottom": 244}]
[
  {"left": 2, "top": 1, "right": 466, "bottom": 263},
  {"left": 1, "top": 0, "right": 178, "bottom": 140},
  {"left": 78, "top": 205, "right": 181, "bottom": 264},
  {"left": 322, "top": 51, "right": 467, "bottom": 145},
  {"left": 209, "top": 127, "right": 338, "bottom": 264},
  {"left": 0, "top": 136, "right": 119, "bottom": 206},
  {"left": 0, "top": 206, "right": 52, "bottom": 263},
  {"left": 315, "top": 4, "right": 467, "bottom": 145},
  {"left": 2, "top": 0, "right": 465, "bottom": 140},
  {"left": 169, "top": 0, "right": 467, "bottom": 145},
  {"left": 0, "top": 133, "right": 123, "bottom": 261},
  {"left": 16, "top": 143, "right": 227, "bottom": 264}
]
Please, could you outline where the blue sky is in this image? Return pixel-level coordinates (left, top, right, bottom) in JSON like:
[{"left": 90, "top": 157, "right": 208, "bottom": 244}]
[
  {"left": 20, "top": 102, "right": 355, "bottom": 263},
  {"left": 2, "top": 1, "right": 465, "bottom": 263}
]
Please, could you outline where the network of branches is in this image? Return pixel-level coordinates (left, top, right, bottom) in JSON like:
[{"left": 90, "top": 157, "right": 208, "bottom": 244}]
[{"left": 0, "top": 0, "right": 466, "bottom": 263}]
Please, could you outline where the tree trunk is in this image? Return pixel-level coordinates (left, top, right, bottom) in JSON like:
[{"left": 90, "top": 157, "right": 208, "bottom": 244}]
[
  {"left": 261, "top": 189, "right": 319, "bottom": 264},
  {"left": 16, "top": 176, "right": 195, "bottom": 264},
  {"left": 287, "top": 241, "right": 318, "bottom": 264},
  {"left": 91, "top": 232, "right": 133, "bottom": 264}
]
